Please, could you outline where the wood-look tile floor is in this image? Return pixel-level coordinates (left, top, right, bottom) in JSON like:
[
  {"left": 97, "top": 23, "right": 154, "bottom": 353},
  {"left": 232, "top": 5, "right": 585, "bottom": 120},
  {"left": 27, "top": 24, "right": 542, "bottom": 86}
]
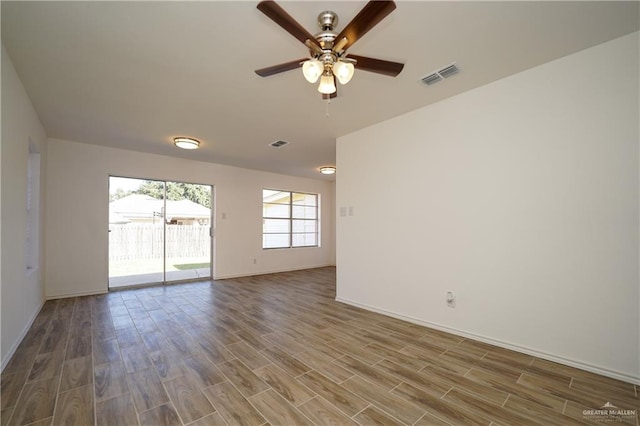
[{"left": 1, "top": 267, "right": 638, "bottom": 425}]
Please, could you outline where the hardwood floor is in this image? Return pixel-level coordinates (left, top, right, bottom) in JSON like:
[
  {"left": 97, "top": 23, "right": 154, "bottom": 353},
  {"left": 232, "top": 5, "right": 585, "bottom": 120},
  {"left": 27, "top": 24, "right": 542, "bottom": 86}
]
[{"left": 1, "top": 267, "right": 638, "bottom": 425}]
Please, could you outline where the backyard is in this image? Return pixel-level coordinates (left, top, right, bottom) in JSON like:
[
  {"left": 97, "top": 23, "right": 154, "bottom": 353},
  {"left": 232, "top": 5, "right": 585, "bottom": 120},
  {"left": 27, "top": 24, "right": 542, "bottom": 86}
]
[
  {"left": 108, "top": 257, "right": 210, "bottom": 277},
  {"left": 108, "top": 224, "right": 211, "bottom": 285}
]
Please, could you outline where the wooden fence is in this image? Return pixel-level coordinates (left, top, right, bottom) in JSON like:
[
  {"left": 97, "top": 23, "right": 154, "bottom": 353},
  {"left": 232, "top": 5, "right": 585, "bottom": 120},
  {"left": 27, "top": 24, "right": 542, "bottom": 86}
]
[{"left": 109, "top": 225, "right": 210, "bottom": 260}]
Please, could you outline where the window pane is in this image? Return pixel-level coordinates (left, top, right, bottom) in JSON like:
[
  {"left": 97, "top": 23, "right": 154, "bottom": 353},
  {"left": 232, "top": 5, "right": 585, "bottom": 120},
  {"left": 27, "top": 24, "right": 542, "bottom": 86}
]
[
  {"left": 263, "top": 190, "right": 290, "bottom": 205},
  {"left": 263, "top": 202, "right": 290, "bottom": 218},
  {"left": 263, "top": 219, "right": 290, "bottom": 233},
  {"left": 292, "top": 193, "right": 317, "bottom": 206},
  {"left": 263, "top": 233, "right": 290, "bottom": 248},
  {"left": 292, "top": 205, "right": 316, "bottom": 219},
  {"left": 293, "top": 220, "right": 317, "bottom": 233},
  {"left": 292, "top": 233, "right": 317, "bottom": 247},
  {"left": 263, "top": 189, "right": 319, "bottom": 250}
]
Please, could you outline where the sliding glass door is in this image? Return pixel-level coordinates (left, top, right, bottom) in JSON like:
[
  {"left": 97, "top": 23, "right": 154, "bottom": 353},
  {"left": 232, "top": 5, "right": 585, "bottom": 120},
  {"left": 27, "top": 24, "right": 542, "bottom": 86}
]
[
  {"left": 108, "top": 177, "right": 212, "bottom": 289},
  {"left": 109, "top": 177, "right": 165, "bottom": 287},
  {"left": 165, "top": 183, "right": 212, "bottom": 282}
]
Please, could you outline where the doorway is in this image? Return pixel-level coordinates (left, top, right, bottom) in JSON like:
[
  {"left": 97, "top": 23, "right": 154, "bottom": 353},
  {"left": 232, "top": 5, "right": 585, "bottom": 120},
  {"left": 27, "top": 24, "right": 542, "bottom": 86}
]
[{"left": 108, "top": 176, "right": 213, "bottom": 289}]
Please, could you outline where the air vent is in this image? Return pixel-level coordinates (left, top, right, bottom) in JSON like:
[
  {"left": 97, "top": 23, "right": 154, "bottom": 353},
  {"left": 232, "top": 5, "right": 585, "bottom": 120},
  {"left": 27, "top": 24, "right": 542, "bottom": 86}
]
[
  {"left": 439, "top": 64, "right": 460, "bottom": 78},
  {"left": 270, "top": 140, "right": 289, "bottom": 148},
  {"left": 420, "top": 63, "right": 461, "bottom": 86},
  {"left": 421, "top": 73, "right": 443, "bottom": 86}
]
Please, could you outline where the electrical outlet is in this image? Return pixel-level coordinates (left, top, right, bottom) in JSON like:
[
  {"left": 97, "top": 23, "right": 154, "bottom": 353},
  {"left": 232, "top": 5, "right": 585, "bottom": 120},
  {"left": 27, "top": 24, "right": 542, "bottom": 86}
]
[
  {"left": 446, "top": 291, "right": 455, "bottom": 308},
  {"left": 253, "top": 258, "right": 257, "bottom": 264}
]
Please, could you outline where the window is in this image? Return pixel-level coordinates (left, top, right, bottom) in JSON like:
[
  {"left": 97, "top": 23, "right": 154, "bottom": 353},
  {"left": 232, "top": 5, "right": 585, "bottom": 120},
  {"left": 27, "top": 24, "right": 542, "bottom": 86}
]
[{"left": 263, "top": 189, "right": 318, "bottom": 249}]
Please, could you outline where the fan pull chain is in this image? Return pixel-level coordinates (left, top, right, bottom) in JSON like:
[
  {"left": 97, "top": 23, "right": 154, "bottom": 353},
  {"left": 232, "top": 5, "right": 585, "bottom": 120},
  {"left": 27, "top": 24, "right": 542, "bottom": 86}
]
[{"left": 325, "top": 98, "right": 331, "bottom": 118}]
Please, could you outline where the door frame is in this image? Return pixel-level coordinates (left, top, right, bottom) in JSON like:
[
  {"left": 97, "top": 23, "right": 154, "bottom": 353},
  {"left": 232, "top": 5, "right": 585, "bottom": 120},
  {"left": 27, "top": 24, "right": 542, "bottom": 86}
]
[{"left": 107, "top": 175, "right": 215, "bottom": 289}]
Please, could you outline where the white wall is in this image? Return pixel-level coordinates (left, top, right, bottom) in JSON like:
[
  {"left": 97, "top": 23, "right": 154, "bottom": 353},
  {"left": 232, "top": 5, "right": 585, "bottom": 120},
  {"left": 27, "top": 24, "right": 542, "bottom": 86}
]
[
  {"left": 45, "top": 139, "right": 335, "bottom": 298},
  {"left": 336, "top": 33, "right": 639, "bottom": 383},
  {"left": 1, "top": 46, "right": 48, "bottom": 368}
]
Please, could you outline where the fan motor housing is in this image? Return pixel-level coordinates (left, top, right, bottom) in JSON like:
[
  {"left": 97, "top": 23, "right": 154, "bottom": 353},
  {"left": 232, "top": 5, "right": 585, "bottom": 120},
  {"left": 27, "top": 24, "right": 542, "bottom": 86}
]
[
  {"left": 314, "top": 11, "right": 338, "bottom": 50},
  {"left": 317, "top": 11, "right": 338, "bottom": 30}
]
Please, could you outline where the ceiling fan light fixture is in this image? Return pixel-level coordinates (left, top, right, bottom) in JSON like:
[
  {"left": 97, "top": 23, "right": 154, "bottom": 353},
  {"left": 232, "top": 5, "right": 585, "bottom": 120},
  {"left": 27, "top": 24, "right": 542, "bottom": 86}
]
[
  {"left": 320, "top": 166, "right": 336, "bottom": 175},
  {"left": 332, "top": 61, "right": 354, "bottom": 85},
  {"left": 302, "top": 59, "right": 323, "bottom": 83},
  {"left": 173, "top": 137, "right": 200, "bottom": 150},
  {"left": 255, "top": 1, "right": 404, "bottom": 99},
  {"left": 317, "top": 71, "right": 336, "bottom": 94}
]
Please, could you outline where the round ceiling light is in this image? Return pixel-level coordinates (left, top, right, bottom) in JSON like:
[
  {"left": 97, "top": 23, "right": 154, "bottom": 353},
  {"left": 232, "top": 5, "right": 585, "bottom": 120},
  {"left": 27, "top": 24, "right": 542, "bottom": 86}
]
[
  {"left": 173, "top": 137, "right": 200, "bottom": 150},
  {"left": 320, "top": 166, "right": 336, "bottom": 175}
]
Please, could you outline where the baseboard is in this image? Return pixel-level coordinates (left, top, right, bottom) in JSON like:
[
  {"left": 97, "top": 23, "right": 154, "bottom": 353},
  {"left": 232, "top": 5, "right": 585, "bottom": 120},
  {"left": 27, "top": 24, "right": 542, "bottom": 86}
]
[
  {"left": 214, "top": 264, "right": 335, "bottom": 280},
  {"left": 336, "top": 297, "right": 640, "bottom": 385},
  {"left": 46, "top": 265, "right": 336, "bottom": 295},
  {"left": 46, "top": 289, "right": 108, "bottom": 300},
  {"left": 1, "top": 299, "right": 46, "bottom": 372}
]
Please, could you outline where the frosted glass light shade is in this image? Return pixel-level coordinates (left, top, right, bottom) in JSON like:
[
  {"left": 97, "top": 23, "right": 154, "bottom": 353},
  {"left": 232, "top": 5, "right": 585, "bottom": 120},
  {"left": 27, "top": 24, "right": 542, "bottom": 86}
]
[
  {"left": 173, "top": 137, "right": 200, "bottom": 149},
  {"left": 302, "top": 60, "right": 323, "bottom": 83},
  {"left": 317, "top": 73, "right": 336, "bottom": 94},
  {"left": 320, "top": 166, "right": 336, "bottom": 175},
  {"left": 332, "top": 61, "right": 354, "bottom": 85}
]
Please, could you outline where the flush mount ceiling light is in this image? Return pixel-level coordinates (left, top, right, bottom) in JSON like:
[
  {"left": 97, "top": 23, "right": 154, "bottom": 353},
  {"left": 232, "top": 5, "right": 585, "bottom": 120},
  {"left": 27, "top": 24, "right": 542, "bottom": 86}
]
[
  {"left": 320, "top": 166, "right": 336, "bottom": 175},
  {"left": 255, "top": 1, "right": 405, "bottom": 99},
  {"left": 173, "top": 137, "right": 200, "bottom": 150}
]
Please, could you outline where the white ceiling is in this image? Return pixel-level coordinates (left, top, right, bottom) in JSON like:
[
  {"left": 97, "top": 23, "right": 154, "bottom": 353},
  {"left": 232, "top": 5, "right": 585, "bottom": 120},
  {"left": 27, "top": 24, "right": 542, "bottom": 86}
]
[{"left": 2, "top": 1, "right": 638, "bottom": 180}]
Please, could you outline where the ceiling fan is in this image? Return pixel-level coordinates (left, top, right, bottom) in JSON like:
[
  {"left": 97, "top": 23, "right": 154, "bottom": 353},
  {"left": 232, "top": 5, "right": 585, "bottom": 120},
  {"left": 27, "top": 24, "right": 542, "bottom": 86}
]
[{"left": 255, "top": 0, "right": 404, "bottom": 99}]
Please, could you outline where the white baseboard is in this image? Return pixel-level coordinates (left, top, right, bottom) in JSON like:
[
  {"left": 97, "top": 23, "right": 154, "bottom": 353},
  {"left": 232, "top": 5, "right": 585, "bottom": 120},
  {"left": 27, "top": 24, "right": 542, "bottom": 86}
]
[
  {"left": 46, "top": 265, "right": 336, "bottom": 296},
  {"left": 214, "top": 264, "right": 335, "bottom": 280},
  {"left": 336, "top": 296, "right": 640, "bottom": 385},
  {"left": 1, "top": 299, "right": 46, "bottom": 372},
  {"left": 46, "top": 289, "right": 108, "bottom": 300}
]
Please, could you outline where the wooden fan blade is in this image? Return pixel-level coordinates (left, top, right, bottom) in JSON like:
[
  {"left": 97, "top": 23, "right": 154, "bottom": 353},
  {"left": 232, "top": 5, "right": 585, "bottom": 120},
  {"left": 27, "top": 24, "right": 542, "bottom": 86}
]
[
  {"left": 255, "top": 58, "right": 307, "bottom": 77},
  {"left": 257, "top": 1, "right": 322, "bottom": 50},
  {"left": 348, "top": 54, "right": 404, "bottom": 77},
  {"left": 334, "top": 1, "right": 396, "bottom": 51}
]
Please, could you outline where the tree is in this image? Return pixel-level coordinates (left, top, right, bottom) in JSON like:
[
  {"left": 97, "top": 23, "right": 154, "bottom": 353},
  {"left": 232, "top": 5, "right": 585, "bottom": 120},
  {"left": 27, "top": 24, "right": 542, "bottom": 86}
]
[
  {"left": 134, "top": 181, "right": 164, "bottom": 200},
  {"left": 134, "top": 181, "right": 211, "bottom": 208},
  {"left": 110, "top": 188, "right": 132, "bottom": 201}
]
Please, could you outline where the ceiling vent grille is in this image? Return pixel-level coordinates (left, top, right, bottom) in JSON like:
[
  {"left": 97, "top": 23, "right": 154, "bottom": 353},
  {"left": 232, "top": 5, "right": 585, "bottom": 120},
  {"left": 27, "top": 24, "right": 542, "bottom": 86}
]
[
  {"left": 421, "top": 73, "right": 443, "bottom": 86},
  {"left": 439, "top": 64, "right": 460, "bottom": 78},
  {"left": 270, "top": 140, "right": 289, "bottom": 148},
  {"left": 420, "top": 63, "right": 460, "bottom": 86}
]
